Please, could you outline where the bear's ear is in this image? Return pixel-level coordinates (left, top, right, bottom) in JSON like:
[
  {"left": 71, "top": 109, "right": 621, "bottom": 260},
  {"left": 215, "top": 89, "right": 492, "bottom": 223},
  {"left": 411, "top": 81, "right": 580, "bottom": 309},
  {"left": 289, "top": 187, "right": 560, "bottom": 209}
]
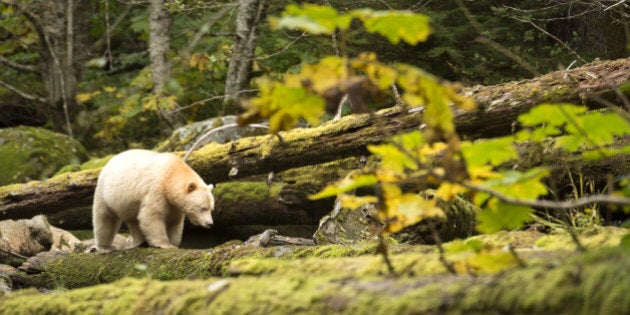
[
  {"left": 187, "top": 182, "right": 197, "bottom": 193},
  {"left": 208, "top": 184, "right": 214, "bottom": 192}
]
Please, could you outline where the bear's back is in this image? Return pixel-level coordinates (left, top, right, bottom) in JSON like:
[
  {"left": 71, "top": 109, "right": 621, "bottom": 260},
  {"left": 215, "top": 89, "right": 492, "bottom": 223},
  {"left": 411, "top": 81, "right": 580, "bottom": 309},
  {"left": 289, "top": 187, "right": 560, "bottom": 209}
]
[{"left": 98, "top": 150, "right": 178, "bottom": 213}]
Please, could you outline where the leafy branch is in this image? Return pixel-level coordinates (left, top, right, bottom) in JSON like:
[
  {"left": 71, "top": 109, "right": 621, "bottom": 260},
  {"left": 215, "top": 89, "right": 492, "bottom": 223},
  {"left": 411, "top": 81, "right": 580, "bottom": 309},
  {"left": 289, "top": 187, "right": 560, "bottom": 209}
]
[{"left": 237, "top": 3, "right": 630, "bottom": 274}]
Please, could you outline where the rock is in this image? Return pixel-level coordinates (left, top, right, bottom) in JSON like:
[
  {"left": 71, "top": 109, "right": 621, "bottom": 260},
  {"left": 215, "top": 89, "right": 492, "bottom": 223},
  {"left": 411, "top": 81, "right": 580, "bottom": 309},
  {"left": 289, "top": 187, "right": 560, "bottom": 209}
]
[
  {"left": 0, "top": 264, "right": 19, "bottom": 294},
  {"left": 0, "top": 126, "right": 87, "bottom": 185},
  {"left": 155, "top": 116, "right": 268, "bottom": 152},
  {"left": 0, "top": 215, "right": 53, "bottom": 260},
  {"left": 313, "top": 190, "right": 479, "bottom": 245},
  {"left": 313, "top": 200, "right": 381, "bottom": 245},
  {"left": 81, "top": 234, "right": 133, "bottom": 252},
  {"left": 50, "top": 226, "right": 82, "bottom": 251},
  {"left": 18, "top": 251, "right": 69, "bottom": 274},
  {"left": 0, "top": 215, "right": 83, "bottom": 263}
]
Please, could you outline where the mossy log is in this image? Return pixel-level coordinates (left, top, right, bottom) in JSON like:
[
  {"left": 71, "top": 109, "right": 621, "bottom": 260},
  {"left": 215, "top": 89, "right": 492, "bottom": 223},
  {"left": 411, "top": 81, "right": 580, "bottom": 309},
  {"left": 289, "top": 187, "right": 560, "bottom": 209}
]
[
  {"left": 4, "top": 230, "right": 630, "bottom": 314},
  {"left": 10, "top": 228, "right": 625, "bottom": 289},
  {"left": 1, "top": 57, "right": 629, "bottom": 220}
]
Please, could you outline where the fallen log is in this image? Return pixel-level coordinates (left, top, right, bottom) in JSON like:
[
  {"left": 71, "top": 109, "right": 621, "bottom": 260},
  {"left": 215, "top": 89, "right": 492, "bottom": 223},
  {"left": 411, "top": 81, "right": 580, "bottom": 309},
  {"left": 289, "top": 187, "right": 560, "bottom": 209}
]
[
  {"left": 0, "top": 57, "right": 629, "bottom": 219},
  {"left": 5, "top": 230, "right": 629, "bottom": 314}
]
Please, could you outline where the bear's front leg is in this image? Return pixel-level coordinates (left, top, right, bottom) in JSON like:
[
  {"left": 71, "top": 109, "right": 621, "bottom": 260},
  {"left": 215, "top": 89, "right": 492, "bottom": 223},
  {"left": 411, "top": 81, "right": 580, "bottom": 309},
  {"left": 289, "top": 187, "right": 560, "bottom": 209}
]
[
  {"left": 167, "top": 218, "right": 185, "bottom": 247},
  {"left": 138, "top": 207, "right": 176, "bottom": 249},
  {"left": 126, "top": 220, "right": 147, "bottom": 248}
]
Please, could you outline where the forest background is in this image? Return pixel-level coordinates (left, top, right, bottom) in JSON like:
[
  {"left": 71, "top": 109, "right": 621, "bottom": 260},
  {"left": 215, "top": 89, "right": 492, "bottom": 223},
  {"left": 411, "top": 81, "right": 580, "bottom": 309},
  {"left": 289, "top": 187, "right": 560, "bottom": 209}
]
[
  {"left": 0, "top": 1, "right": 630, "bottom": 312},
  {"left": 1, "top": 0, "right": 627, "bottom": 154}
]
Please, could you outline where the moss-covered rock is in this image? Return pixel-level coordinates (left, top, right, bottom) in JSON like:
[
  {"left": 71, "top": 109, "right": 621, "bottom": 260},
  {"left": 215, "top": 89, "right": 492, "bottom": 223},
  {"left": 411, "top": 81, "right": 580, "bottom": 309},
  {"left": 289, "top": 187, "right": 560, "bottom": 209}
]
[
  {"left": 155, "top": 116, "right": 268, "bottom": 152},
  {"left": 314, "top": 190, "right": 478, "bottom": 245},
  {"left": 0, "top": 126, "right": 87, "bottom": 185}
]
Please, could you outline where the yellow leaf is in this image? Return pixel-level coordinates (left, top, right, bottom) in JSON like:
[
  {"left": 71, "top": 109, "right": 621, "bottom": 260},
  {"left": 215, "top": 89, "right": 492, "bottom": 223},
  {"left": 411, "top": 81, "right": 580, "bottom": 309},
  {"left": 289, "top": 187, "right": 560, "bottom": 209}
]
[
  {"left": 75, "top": 91, "right": 101, "bottom": 103},
  {"left": 103, "top": 86, "right": 116, "bottom": 93},
  {"left": 467, "top": 165, "right": 500, "bottom": 184},
  {"left": 435, "top": 182, "right": 467, "bottom": 201},
  {"left": 379, "top": 184, "right": 444, "bottom": 234},
  {"left": 339, "top": 194, "right": 378, "bottom": 209}
]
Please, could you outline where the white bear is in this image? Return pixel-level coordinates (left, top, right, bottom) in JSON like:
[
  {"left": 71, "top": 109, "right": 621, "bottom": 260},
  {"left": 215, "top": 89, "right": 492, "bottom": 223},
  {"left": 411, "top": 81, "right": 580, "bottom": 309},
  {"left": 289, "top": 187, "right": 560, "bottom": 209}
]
[{"left": 92, "top": 149, "right": 214, "bottom": 250}]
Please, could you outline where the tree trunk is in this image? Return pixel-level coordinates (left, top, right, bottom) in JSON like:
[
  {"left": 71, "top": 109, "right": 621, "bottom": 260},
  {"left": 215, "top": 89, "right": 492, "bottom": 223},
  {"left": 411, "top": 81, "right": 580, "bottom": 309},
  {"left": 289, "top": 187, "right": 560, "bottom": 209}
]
[
  {"left": 147, "top": 0, "right": 184, "bottom": 130},
  {"left": 37, "top": 0, "right": 90, "bottom": 136},
  {"left": 223, "top": 0, "right": 269, "bottom": 113},
  {"left": 0, "top": 57, "right": 629, "bottom": 221},
  {"left": 0, "top": 0, "right": 90, "bottom": 136},
  {"left": 148, "top": 0, "right": 171, "bottom": 93}
]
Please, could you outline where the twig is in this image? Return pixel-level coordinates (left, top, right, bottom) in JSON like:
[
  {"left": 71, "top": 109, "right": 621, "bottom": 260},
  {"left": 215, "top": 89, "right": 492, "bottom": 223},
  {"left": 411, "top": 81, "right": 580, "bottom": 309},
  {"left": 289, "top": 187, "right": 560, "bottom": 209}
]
[
  {"left": 461, "top": 181, "right": 630, "bottom": 209},
  {"left": 455, "top": 0, "right": 540, "bottom": 77},
  {"left": 507, "top": 243, "right": 527, "bottom": 267},
  {"left": 0, "top": 79, "right": 48, "bottom": 103},
  {"left": 0, "top": 247, "right": 28, "bottom": 260},
  {"left": 376, "top": 235, "right": 396, "bottom": 275},
  {"left": 428, "top": 220, "right": 456, "bottom": 274}
]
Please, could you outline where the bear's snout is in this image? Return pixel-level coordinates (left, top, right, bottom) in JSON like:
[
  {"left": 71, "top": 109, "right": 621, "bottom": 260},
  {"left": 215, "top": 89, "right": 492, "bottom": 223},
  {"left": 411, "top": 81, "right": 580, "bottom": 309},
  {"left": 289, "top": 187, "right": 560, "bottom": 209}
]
[{"left": 197, "top": 214, "right": 214, "bottom": 228}]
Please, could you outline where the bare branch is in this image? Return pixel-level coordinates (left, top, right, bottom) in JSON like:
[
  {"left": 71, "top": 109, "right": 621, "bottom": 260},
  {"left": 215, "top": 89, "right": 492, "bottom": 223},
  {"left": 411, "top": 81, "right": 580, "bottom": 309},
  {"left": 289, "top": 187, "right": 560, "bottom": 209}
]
[
  {"left": 0, "top": 55, "right": 39, "bottom": 73},
  {"left": 0, "top": 79, "right": 48, "bottom": 103},
  {"left": 463, "top": 181, "right": 630, "bottom": 210},
  {"left": 183, "top": 3, "right": 235, "bottom": 56}
]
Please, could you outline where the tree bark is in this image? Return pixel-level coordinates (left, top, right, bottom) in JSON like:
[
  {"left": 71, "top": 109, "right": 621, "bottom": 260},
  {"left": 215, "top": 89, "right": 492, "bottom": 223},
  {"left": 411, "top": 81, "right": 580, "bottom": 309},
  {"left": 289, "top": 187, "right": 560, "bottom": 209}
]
[
  {"left": 223, "top": 0, "right": 269, "bottom": 112},
  {"left": 149, "top": 0, "right": 171, "bottom": 93},
  {"left": 0, "top": 57, "right": 629, "bottom": 220},
  {"left": 0, "top": 0, "right": 89, "bottom": 135}
]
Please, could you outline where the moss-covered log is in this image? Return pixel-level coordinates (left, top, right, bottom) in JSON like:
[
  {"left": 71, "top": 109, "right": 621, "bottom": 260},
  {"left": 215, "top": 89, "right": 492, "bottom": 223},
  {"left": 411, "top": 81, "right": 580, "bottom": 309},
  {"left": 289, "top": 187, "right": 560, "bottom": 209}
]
[
  {"left": 4, "top": 229, "right": 629, "bottom": 314},
  {"left": 1, "top": 57, "right": 629, "bottom": 219},
  {"left": 11, "top": 228, "right": 625, "bottom": 289}
]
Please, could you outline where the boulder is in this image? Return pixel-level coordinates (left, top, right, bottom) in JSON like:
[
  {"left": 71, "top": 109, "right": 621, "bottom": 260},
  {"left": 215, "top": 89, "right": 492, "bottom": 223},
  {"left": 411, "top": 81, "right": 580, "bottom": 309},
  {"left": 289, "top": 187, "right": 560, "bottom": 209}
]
[
  {"left": 155, "top": 116, "right": 268, "bottom": 152},
  {"left": 0, "top": 126, "right": 87, "bottom": 185}
]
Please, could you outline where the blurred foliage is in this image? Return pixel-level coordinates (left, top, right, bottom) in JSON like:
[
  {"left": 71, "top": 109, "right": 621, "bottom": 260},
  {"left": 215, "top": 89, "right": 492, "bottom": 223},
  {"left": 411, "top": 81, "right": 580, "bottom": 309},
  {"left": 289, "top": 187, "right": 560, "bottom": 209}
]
[{"left": 253, "top": 4, "right": 630, "bottom": 243}]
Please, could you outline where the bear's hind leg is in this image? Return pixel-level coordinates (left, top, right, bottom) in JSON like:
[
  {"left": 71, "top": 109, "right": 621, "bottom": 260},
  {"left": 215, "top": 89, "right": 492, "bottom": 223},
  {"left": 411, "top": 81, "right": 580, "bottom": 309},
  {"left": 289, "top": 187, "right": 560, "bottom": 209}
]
[{"left": 94, "top": 207, "right": 122, "bottom": 251}]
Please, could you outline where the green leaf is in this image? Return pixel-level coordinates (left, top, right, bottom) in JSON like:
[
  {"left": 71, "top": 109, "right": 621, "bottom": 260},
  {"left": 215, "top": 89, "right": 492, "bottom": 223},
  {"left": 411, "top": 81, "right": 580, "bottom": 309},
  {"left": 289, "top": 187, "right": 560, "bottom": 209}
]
[
  {"left": 393, "top": 130, "right": 425, "bottom": 150},
  {"left": 353, "top": 9, "right": 432, "bottom": 45},
  {"left": 561, "top": 111, "right": 630, "bottom": 151},
  {"left": 461, "top": 137, "right": 517, "bottom": 167},
  {"left": 477, "top": 202, "right": 532, "bottom": 234},
  {"left": 272, "top": 4, "right": 352, "bottom": 35},
  {"left": 309, "top": 174, "right": 378, "bottom": 200},
  {"left": 518, "top": 103, "right": 586, "bottom": 127},
  {"left": 368, "top": 143, "right": 417, "bottom": 174},
  {"left": 253, "top": 84, "right": 325, "bottom": 133},
  {"left": 481, "top": 168, "right": 549, "bottom": 200}
]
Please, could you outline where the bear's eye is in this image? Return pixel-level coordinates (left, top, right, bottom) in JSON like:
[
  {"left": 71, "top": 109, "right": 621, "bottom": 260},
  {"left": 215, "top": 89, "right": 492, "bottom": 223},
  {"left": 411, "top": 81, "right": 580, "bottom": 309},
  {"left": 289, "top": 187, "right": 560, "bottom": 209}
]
[
  {"left": 187, "top": 182, "right": 197, "bottom": 192},
  {"left": 201, "top": 207, "right": 208, "bottom": 212}
]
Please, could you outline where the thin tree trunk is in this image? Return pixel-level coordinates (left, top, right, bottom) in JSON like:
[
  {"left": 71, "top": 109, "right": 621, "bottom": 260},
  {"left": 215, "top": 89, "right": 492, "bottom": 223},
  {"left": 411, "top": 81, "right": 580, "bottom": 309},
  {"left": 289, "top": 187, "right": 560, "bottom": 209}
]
[
  {"left": 148, "top": 0, "right": 183, "bottom": 130},
  {"left": 149, "top": 0, "right": 171, "bottom": 93},
  {"left": 223, "top": 0, "right": 269, "bottom": 112}
]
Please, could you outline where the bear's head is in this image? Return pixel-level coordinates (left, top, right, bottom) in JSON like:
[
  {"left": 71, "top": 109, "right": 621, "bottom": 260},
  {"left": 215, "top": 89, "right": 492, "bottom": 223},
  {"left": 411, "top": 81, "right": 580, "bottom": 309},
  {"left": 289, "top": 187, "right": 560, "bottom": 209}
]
[{"left": 176, "top": 181, "right": 215, "bottom": 228}]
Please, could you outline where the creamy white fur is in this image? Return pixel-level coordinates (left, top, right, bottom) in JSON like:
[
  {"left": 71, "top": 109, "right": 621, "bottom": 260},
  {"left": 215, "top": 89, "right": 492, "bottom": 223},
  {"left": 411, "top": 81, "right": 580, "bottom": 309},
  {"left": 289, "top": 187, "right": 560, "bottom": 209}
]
[{"left": 92, "top": 149, "right": 214, "bottom": 250}]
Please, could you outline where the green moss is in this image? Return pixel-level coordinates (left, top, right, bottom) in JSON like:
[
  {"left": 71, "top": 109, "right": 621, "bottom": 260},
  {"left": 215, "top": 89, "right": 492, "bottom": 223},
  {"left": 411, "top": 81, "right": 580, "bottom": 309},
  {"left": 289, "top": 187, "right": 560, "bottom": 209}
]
[
  {"left": 0, "top": 126, "right": 88, "bottom": 185},
  {"left": 215, "top": 181, "right": 282, "bottom": 201},
  {"left": 534, "top": 226, "right": 626, "bottom": 250},
  {"left": 6, "top": 247, "right": 630, "bottom": 314}
]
